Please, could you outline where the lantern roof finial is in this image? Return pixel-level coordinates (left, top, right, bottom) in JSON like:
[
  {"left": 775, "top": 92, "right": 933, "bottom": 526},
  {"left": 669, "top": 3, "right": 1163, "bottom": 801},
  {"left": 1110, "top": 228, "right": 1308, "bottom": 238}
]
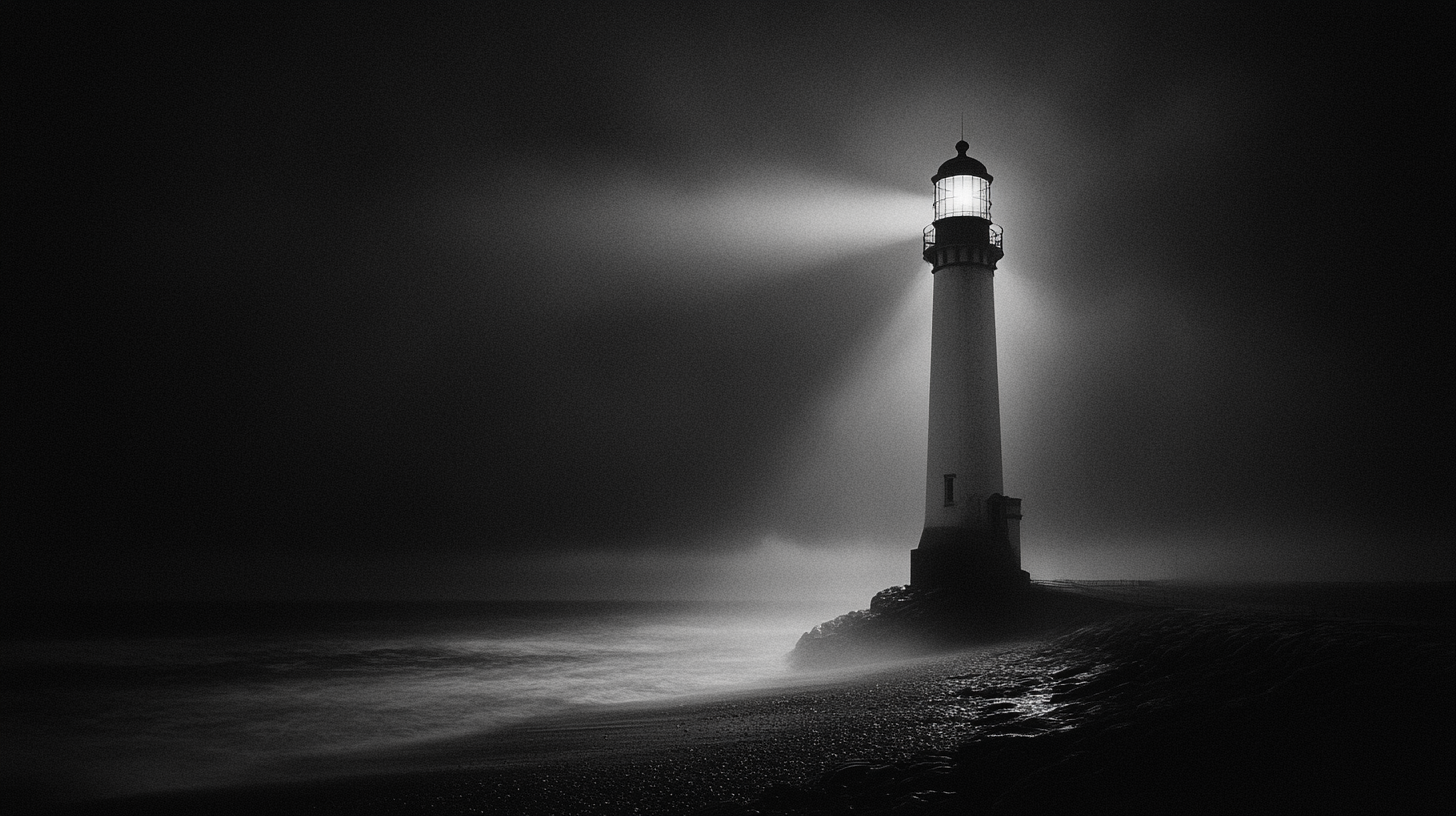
[{"left": 933, "top": 141, "right": 991, "bottom": 184}]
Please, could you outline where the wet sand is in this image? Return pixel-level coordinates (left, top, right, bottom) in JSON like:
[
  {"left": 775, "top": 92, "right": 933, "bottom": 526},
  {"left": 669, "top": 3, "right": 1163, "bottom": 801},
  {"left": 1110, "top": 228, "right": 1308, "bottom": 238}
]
[
  {"left": 45, "top": 582, "right": 1456, "bottom": 815},
  {"left": 52, "top": 645, "right": 1041, "bottom": 815}
]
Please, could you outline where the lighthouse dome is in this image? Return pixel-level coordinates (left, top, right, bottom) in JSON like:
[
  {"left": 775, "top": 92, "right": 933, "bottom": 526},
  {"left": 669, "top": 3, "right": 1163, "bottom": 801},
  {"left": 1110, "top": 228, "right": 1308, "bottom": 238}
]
[{"left": 932, "top": 140, "right": 992, "bottom": 183}]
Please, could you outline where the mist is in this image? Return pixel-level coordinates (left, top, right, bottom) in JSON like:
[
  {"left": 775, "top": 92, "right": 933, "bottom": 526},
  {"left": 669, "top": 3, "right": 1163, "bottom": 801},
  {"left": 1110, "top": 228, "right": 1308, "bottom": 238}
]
[{"left": 13, "top": 3, "right": 1452, "bottom": 602}]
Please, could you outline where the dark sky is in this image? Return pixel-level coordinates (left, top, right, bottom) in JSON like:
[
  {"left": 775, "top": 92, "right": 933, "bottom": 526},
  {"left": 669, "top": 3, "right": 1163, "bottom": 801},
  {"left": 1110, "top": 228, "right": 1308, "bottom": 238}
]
[{"left": 14, "top": 2, "right": 1454, "bottom": 601}]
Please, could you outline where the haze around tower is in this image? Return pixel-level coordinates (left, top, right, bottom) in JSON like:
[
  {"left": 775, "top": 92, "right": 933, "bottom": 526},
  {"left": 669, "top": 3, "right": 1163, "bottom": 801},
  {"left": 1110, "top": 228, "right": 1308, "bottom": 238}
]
[{"left": 14, "top": 3, "right": 1452, "bottom": 602}]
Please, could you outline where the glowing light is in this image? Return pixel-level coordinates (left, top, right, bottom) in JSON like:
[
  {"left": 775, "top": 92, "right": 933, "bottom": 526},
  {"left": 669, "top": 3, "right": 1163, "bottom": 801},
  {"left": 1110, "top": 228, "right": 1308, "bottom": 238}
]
[
  {"left": 933, "top": 174, "right": 991, "bottom": 220},
  {"left": 461, "top": 162, "right": 926, "bottom": 286}
]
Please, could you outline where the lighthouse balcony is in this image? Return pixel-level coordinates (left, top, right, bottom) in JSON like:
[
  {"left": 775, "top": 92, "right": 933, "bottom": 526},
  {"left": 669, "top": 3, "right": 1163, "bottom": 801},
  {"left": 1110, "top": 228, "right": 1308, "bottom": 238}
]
[{"left": 923, "top": 222, "right": 1002, "bottom": 254}]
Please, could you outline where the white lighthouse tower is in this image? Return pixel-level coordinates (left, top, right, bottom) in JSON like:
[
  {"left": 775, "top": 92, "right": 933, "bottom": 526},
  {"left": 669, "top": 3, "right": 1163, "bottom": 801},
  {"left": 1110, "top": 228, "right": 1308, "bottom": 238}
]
[{"left": 910, "top": 141, "right": 1027, "bottom": 590}]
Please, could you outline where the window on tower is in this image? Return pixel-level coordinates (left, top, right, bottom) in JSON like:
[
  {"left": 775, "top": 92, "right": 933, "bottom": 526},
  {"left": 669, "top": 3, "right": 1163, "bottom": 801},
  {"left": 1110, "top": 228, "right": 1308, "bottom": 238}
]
[
  {"left": 934, "top": 175, "right": 990, "bottom": 220},
  {"left": 943, "top": 474, "right": 956, "bottom": 506}
]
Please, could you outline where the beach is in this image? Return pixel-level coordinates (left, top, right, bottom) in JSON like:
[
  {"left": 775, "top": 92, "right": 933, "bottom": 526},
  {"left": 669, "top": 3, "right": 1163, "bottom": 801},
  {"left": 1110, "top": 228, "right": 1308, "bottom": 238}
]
[
  {"left": 44, "top": 645, "right": 1020, "bottom": 815},
  {"left": 26, "top": 582, "right": 1456, "bottom": 815}
]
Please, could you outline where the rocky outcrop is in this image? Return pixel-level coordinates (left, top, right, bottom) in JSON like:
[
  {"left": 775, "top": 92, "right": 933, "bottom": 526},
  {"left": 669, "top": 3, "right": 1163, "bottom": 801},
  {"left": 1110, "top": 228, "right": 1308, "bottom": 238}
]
[
  {"left": 791, "top": 583, "right": 1146, "bottom": 669},
  {"left": 722, "top": 608, "right": 1456, "bottom": 815}
]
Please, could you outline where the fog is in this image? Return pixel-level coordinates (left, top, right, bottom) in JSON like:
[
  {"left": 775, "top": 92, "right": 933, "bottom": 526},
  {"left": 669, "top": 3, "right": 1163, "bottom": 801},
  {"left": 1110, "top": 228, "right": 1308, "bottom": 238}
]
[{"left": 13, "top": 4, "right": 1451, "bottom": 602}]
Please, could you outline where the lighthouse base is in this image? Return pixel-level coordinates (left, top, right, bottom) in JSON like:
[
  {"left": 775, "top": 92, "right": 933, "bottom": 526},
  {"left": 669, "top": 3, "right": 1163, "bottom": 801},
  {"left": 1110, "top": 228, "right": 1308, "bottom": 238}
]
[{"left": 911, "top": 527, "right": 1028, "bottom": 590}]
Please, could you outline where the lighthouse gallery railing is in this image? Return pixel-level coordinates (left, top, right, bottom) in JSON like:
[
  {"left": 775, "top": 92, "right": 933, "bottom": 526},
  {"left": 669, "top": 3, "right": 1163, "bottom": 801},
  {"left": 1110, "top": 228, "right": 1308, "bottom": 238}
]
[{"left": 923, "top": 223, "right": 1003, "bottom": 254}]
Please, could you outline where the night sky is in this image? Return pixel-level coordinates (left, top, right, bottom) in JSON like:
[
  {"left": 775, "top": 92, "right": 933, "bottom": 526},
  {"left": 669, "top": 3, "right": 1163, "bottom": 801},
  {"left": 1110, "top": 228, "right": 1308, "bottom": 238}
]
[{"left": 14, "top": 3, "right": 1453, "bottom": 601}]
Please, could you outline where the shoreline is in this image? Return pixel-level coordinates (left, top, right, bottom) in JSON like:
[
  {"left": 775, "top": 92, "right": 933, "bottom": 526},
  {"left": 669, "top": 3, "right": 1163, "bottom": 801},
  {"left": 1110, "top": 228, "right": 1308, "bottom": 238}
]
[
  {"left": 42, "top": 644, "right": 1046, "bottom": 815},
  {"left": 34, "top": 582, "right": 1456, "bottom": 815}
]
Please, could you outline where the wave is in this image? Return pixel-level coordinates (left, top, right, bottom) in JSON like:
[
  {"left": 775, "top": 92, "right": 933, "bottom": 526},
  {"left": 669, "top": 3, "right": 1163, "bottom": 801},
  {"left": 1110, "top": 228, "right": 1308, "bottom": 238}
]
[{"left": 0, "top": 600, "right": 842, "bottom": 802}]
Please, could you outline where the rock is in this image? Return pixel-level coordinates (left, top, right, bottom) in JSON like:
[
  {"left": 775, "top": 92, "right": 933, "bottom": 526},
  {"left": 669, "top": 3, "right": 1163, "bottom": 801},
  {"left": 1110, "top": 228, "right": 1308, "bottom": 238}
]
[{"left": 791, "top": 584, "right": 1146, "bottom": 668}]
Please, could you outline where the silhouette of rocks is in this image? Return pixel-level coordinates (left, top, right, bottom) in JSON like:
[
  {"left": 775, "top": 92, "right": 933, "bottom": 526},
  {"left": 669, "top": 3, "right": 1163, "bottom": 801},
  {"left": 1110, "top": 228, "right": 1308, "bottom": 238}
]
[
  {"left": 791, "top": 584, "right": 1139, "bottom": 669},
  {"left": 715, "top": 607, "right": 1455, "bottom": 815}
]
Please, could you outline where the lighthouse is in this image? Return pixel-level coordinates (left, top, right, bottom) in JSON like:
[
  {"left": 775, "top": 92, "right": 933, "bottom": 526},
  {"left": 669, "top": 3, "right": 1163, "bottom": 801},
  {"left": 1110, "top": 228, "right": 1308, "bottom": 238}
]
[{"left": 910, "top": 141, "right": 1027, "bottom": 590}]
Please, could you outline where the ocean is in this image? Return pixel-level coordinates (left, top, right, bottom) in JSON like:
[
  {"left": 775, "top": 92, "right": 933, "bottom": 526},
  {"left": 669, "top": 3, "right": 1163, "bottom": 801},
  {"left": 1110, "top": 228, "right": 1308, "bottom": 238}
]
[
  {"left": 0, "top": 599, "right": 849, "bottom": 804},
  {"left": 7, "top": 586, "right": 1452, "bottom": 815}
]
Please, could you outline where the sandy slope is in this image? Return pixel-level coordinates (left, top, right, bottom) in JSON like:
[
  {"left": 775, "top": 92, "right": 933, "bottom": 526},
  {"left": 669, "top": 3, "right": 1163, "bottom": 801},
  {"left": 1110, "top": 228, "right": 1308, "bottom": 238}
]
[{"left": 52, "top": 582, "right": 1455, "bottom": 816}]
